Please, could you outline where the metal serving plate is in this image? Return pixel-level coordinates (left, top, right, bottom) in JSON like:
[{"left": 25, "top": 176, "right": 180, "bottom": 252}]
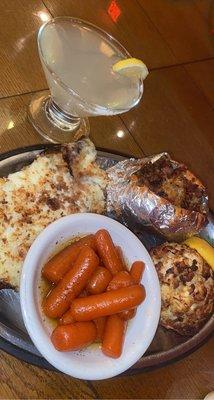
[{"left": 0, "top": 144, "right": 213, "bottom": 374}]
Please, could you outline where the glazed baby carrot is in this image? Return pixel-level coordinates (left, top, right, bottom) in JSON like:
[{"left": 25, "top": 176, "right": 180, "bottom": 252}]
[
  {"left": 119, "top": 308, "right": 136, "bottom": 321},
  {"left": 51, "top": 322, "right": 97, "bottom": 351},
  {"left": 107, "top": 271, "right": 134, "bottom": 291},
  {"left": 59, "top": 308, "right": 75, "bottom": 325},
  {"left": 107, "top": 271, "right": 136, "bottom": 320},
  {"left": 43, "top": 246, "right": 99, "bottom": 318},
  {"left": 70, "top": 285, "right": 146, "bottom": 321},
  {"left": 78, "top": 289, "right": 88, "bottom": 298},
  {"left": 42, "top": 234, "right": 96, "bottom": 283},
  {"left": 86, "top": 267, "right": 112, "bottom": 295},
  {"left": 130, "top": 261, "right": 145, "bottom": 284},
  {"left": 95, "top": 230, "right": 123, "bottom": 275},
  {"left": 94, "top": 317, "right": 107, "bottom": 342},
  {"left": 59, "top": 289, "right": 88, "bottom": 325},
  {"left": 59, "top": 309, "right": 75, "bottom": 325},
  {"left": 116, "top": 246, "right": 126, "bottom": 269},
  {"left": 59, "top": 289, "right": 89, "bottom": 325},
  {"left": 102, "top": 315, "right": 127, "bottom": 358},
  {"left": 59, "top": 270, "right": 134, "bottom": 324}
]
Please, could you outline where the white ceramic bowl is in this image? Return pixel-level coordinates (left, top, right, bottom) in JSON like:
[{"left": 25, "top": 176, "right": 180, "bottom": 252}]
[{"left": 20, "top": 213, "right": 161, "bottom": 380}]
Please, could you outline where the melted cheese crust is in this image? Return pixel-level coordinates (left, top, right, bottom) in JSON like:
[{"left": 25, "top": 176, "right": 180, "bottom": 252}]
[{"left": 0, "top": 150, "right": 106, "bottom": 289}]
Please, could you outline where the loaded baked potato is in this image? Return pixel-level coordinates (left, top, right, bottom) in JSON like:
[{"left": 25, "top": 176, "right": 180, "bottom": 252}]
[{"left": 107, "top": 153, "right": 208, "bottom": 241}]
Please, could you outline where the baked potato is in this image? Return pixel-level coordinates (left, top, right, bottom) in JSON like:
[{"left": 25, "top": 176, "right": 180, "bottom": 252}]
[{"left": 107, "top": 153, "right": 208, "bottom": 241}]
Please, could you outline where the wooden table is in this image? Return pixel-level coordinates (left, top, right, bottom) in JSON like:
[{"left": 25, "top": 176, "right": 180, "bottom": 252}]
[{"left": 0, "top": 1, "right": 213, "bottom": 398}]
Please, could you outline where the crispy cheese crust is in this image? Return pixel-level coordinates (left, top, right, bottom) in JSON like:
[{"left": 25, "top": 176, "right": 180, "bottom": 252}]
[
  {"left": 150, "top": 242, "right": 214, "bottom": 335},
  {"left": 0, "top": 141, "right": 107, "bottom": 290}
]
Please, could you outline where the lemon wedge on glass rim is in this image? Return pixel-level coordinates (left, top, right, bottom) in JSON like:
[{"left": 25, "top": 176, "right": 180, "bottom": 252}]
[
  {"left": 184, "top": 236, "right": 214, "bottom": 271},
  {"left": 112, "top": 58, "right": 149, "bottom": 80}
]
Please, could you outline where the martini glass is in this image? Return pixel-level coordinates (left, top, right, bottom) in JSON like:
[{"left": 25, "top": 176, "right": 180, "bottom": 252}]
[{"left": 29, "top": 17, "right": 143, "bottom": 143}]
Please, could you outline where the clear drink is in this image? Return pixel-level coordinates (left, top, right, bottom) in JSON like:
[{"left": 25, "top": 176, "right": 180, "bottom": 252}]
[
  {"left": 39, "top": 18, "right": 142, "bottom": 117},
  {"left": 29, "top": 17, "right": 144, "bottom": 143}
]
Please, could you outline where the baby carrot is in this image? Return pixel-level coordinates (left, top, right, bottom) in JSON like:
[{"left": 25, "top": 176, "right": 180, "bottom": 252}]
[
  {"left": 70, "top": 285, "right": 145, "bottom": 321},
  {"left": 94, "top": 317, "right": 107, "bottom": 342},
  {"left": 115, "top": 246, "right": 126, "bottom": 270},
  {"left": 42, "top": 234, "right": 96, "bottom": 283},
  {"left": 102, "top": 315, "right": 127, "bottom": 358},
  {"left": 51, "top": 322, "right": 97, "bottom": 351},
  {"left": 107, "top": 271, "right": 134, "bottom": 291},
  {"left": 130, "top": 261, "right": 145, "bottom": 284},
  {"left": 119, "top": 308, "right": 136, "bottom": 320},
  {"left": 107, "top": 271, "right": 136, "bottom": 320},
  {"left": 59, "top": 289, "right": 88, "bottom": 325},
  {"left": 43, "top": 246, "right": 99, "bottom": 318},
  {"left": 86, "top": 267, "right": 112, "bottom": 295},
  {"left": 95, "top": 230, "right": 123, "bottom": 275},
  {"left": 59, "top": 309, "right": 75, "bottom": 325},
  {"left": 78, "top": 289, "right": 88, "bottom": 298}
]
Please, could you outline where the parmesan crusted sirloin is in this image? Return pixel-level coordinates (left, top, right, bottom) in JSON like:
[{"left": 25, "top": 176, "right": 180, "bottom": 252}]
[{"left": 0, "top": 140, "right": 108, "bottom": 290}]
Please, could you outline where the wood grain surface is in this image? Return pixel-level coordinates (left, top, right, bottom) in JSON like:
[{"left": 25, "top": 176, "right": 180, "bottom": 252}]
[
  {"left": 120, "top": 64, "right": 214, "bottom": 209},
  {"left": 0, "top": 338, "right": 213, "bottom": 399},
  {"left": 0, "top": 0, "right": 51, "bottom": 97},
  {"left": 0, "top": 0, "right": 213, "bottom": 399},
  {"left": 138, "top": 0, "right": 214, "bottom": 63},
  {"left": 0, "top": 91, "right": 142, "bottom": 157},
  {"left": 185, "top": 59, "right": 214, "bottom": 108},
  {"left": 42, "top": 0, "right": 176, "bottom": 68}
]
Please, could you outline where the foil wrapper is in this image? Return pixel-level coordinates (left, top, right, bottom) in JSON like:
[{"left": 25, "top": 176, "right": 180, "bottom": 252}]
[{"left": 106, "top": 153, "right": 208, "bottom": 241}]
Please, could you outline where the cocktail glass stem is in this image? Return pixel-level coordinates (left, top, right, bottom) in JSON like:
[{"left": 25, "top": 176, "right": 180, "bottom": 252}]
[
  {"left": 28, "top": 91, "right": 90, "bottom": 143},
  {"left": 45, "top": 98, "right": 81, "bottom": 132}
]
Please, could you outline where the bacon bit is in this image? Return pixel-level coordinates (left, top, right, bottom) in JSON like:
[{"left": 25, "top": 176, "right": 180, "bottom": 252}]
[{"left": 46, "top": 197, "right": 60, "bottom": 211}]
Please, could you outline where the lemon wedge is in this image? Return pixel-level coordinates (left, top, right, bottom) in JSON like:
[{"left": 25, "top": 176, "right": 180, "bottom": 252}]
[
  {"left": 113, "top": 58, "right": 149, "bottom": 80},
  {"left": 184, "top": 236, "right": 214, "bottom": 271}
]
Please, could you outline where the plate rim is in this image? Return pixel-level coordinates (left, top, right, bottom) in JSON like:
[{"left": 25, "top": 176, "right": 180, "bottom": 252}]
[{"left": 0, "top": 143, "right": 213, "bottom": 374}]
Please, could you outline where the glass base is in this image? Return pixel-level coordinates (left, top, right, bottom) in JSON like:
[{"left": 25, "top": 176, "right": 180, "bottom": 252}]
[{"left": 28, "top": 91, "right": 90, "bottom": 143}]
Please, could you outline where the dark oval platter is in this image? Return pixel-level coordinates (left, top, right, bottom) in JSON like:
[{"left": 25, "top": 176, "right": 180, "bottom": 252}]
[{"left": 0, "top": 144, "right": 213, "bottom": 375}]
